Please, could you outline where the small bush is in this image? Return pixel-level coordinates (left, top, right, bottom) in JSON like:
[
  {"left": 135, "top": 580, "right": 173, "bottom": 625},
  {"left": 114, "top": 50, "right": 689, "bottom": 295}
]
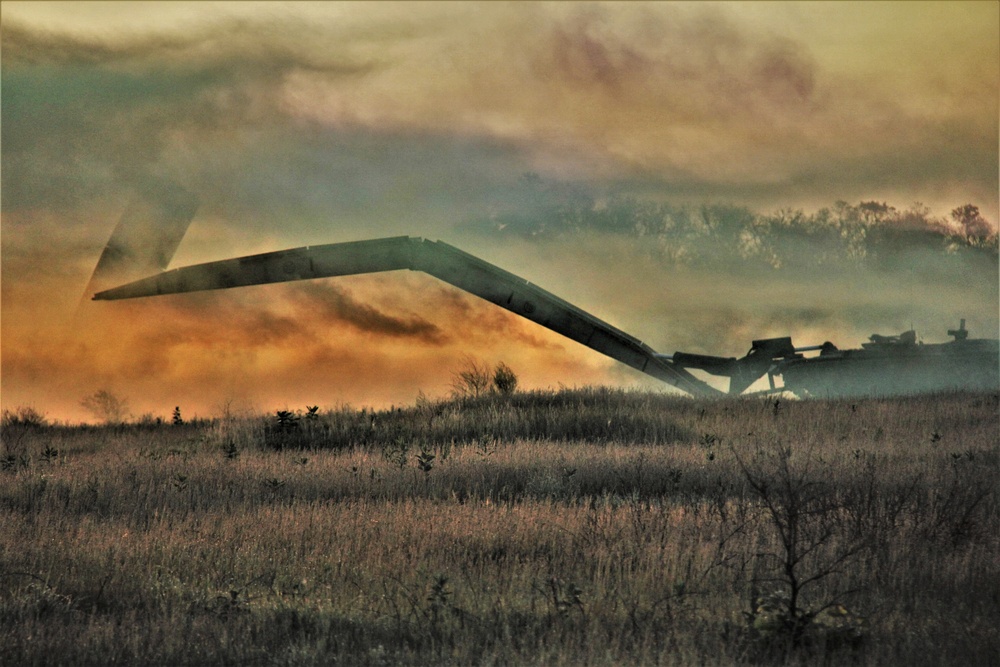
[
  {"left": 1, "top": 406, "right": 47, "bottom": 429},
  {"left": 492, "top": 362, "right": 519, "bottom": 395},
  {"left": 2, "top": 406, "right": 48, "bottom": 467}
]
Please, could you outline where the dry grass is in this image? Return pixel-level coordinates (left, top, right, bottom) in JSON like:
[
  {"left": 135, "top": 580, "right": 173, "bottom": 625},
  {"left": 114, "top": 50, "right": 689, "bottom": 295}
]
[{"left": 1, "top": 389, "right": 998, "bottom": 665}]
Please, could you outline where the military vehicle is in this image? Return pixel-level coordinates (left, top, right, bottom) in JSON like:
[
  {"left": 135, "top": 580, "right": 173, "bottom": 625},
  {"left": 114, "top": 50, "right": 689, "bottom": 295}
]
[
  {"left": 774, "top": 320, "right": 999, "bottom": 397},
  {"left": 92, "top": 235, "right": 999, "bottom": 398}
]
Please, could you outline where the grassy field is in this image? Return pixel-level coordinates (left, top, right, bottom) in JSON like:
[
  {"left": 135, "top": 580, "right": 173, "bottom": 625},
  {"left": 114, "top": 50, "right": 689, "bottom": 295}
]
[{"left": 2, "top": 388, "right": 998, "bottom": 665}]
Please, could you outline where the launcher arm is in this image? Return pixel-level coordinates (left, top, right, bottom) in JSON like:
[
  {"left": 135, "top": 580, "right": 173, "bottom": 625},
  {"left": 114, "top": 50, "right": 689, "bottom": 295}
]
[{"left": 93, "top": 236, "right": 722, "bottom": 396}]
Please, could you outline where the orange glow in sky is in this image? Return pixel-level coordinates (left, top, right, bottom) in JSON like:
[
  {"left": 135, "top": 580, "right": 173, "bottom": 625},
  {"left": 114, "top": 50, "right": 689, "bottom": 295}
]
[{"left": 2, "top": 2, "right": 997, "bottom": 422}]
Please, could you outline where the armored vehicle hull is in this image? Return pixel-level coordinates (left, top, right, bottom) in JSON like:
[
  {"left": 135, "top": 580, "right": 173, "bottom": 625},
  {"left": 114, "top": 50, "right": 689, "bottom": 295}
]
[{"left": 777, "top": 335, "right": 1000, "bottom": 397}]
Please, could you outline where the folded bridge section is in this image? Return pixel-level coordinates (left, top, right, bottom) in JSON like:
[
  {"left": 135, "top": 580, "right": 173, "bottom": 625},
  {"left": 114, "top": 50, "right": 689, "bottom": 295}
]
[{"left": 93, "top": 236, "right": 719, "bottom": 396}]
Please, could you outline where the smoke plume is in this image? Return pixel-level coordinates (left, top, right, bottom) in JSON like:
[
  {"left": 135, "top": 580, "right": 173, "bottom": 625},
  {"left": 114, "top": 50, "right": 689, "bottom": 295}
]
[{"left": 2, "top": 3, "right": 996, "bottom": 420}]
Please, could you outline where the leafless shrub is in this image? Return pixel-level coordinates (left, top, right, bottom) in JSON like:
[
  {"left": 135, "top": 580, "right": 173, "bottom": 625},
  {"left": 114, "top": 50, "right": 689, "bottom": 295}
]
[
  {"left": 450, "top": 356, "right": 493, "bottom": 399},
  {"left": 734, "top": 443, "right": 871, "bottom": 657}
]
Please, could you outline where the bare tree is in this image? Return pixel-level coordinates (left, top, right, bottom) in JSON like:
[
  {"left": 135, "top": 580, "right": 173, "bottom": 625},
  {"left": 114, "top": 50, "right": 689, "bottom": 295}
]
[
  {"left": 951, "top": 204, "right": 994, "bottom": 240},
  {"left": 734, "top": 443, "right": 872, "bottom": 650},
  {"left": 81, "top": 390, "right": 130, "bottom": 424},
  {"left": 449, "top": 357, "right": 493, "bottom": 399}
]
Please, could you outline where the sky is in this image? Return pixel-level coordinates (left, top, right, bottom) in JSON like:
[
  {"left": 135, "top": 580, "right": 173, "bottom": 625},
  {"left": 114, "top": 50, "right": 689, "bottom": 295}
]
[{"left": 2, "top": 1, "right": 998, "bottom": 422}]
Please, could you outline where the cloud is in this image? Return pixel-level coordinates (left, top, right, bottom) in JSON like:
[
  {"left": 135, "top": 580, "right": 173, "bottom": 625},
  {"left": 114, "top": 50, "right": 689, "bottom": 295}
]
[
  {"left": 3, "top": 3, "right": 995, "bottom": 217},
  {"left": 287, "top": 281, "right": 447, "bottom": 344}
]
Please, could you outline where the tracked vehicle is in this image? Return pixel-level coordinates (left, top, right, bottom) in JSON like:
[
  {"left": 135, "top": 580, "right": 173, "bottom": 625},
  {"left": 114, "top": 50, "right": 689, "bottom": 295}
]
[{"left": 774, "top": 320, "right": 999, "bottom": 397}]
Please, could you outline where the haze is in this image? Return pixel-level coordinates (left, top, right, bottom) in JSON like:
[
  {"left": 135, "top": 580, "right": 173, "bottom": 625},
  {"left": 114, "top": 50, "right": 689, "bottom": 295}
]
[{"left": 2, "top": 1, "right": 997, "bottom": 422}]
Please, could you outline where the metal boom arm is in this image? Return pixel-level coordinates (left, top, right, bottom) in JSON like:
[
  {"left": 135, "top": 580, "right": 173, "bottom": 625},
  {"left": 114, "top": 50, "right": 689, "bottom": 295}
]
[{"left": 93, "top": 236, "right": 720, "bottom": 396}]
